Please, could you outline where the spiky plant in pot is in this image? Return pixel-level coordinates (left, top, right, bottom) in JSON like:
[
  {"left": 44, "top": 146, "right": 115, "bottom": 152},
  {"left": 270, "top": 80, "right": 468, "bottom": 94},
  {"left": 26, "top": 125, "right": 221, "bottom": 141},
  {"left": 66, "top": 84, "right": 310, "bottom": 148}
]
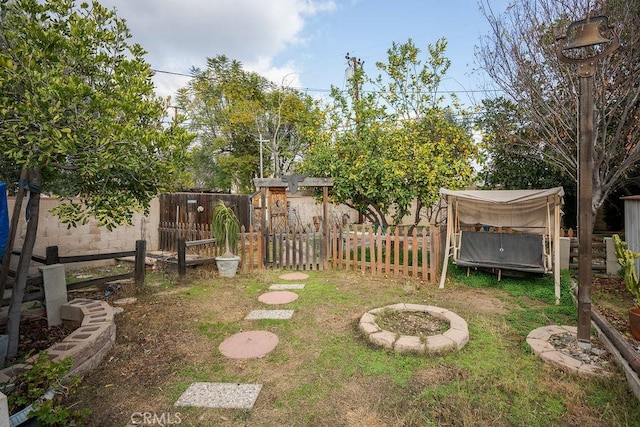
[{"left": 212, "top": 202, "right": 240, "bottom": 258}]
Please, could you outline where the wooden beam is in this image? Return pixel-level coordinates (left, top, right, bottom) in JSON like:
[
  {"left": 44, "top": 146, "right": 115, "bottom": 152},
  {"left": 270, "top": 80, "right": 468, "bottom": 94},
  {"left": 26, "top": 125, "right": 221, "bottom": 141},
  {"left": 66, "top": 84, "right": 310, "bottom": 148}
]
[{"left": 253, "top": 177, "right": 334, "bottom": 188}]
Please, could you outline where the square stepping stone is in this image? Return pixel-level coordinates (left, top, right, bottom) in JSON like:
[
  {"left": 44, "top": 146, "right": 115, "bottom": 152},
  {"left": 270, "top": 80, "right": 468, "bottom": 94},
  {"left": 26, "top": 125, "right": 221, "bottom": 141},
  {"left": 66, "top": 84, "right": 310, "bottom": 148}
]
[
  {"left": 245, "top": 309, "right": 294, "bottom": 320},
  {"left": 279, "top": 272, "right": 309, "bottom": 280},
  {"left": 175, "top": 382, "right": 262, "bottom": 409},
  {"left": 269, "top": 284, "right": 305, "bottom": 290}
]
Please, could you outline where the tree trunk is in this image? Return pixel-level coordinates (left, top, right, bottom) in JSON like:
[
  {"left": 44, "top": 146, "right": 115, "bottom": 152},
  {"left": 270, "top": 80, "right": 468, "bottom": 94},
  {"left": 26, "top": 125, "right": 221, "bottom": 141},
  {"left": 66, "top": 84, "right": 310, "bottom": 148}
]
[
  {"left": 409, "top": 200, "right": 424, "bottom": 235},
  {"left": 6, "top": 167, "right": 41, "bottom": 360},
  {"left": 0, "top": 169, "right": 28, "bottom": 306}
]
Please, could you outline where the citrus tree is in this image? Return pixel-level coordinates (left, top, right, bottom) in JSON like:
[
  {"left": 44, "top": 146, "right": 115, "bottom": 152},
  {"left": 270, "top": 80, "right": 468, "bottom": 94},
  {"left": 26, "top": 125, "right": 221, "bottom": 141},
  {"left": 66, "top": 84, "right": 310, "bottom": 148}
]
[
  {"left": 0, "top": 0, "right": 193, "bottom": 358},
  {"left": 303, "top": 38, "right": 478, "bottom": 228}
]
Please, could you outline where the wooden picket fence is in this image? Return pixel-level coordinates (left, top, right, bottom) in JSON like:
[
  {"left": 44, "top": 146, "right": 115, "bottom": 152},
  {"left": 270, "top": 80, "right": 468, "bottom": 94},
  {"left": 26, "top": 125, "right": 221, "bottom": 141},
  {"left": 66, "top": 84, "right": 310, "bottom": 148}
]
[
  {"left": 174, "top": 225, "right": 442, "bottom": 282},
  {"left": 169, "top": 223, "right": 443, "bottom": 282},
  {"left": 327, "top": 224, "right": 441, "bottom": 282},
  {"left": 159, "top": 221, "right": 213, "bottom": 252}
]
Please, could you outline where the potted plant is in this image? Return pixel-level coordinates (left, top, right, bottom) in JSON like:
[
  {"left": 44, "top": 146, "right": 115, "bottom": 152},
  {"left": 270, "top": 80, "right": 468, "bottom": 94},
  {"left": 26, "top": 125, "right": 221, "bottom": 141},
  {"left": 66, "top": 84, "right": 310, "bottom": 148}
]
[
  {"left": 212, "top": 202, "right": 241, "bottom": 277},
  {"left": 612, "top": 234, "right": 640, "bottom": 339}
]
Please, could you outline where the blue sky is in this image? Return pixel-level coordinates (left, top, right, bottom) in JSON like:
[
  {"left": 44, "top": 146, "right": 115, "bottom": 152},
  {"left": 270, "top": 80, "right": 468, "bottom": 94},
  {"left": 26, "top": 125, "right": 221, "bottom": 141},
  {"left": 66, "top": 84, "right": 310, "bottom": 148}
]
[{"left": 97, "top": 0, "right": 512, "bottom": 108}]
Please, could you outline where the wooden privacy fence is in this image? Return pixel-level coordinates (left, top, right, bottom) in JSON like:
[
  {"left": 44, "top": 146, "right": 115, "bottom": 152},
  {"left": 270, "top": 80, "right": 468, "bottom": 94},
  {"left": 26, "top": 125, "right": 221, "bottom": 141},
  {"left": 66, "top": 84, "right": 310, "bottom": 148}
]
[{"left": 175, "top": 224, "right": 442, "bottom": 282}]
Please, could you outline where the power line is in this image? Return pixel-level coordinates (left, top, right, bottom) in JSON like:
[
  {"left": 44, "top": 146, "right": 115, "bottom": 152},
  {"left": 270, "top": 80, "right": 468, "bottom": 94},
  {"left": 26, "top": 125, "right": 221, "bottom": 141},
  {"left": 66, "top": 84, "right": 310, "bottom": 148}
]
[
  {"left": 151, "top": 69, "right": 192, "bottom": 78},
  {"left": 151, "top": 67, "right": 506, "bottom": 99}
]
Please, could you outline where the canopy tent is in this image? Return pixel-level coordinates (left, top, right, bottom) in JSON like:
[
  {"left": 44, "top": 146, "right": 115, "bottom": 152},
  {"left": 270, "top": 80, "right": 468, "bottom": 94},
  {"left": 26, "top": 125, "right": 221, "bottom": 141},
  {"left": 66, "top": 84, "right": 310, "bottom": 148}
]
[{"left": 438, "top": 187, "right": 564, "bottom": 303}]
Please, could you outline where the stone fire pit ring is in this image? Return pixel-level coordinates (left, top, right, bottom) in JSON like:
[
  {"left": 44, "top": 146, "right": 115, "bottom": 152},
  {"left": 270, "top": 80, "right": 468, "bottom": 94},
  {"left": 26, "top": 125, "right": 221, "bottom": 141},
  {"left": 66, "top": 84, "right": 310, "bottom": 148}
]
[{"left": 359, "top": 303, "right": 469, "bottom": 355}]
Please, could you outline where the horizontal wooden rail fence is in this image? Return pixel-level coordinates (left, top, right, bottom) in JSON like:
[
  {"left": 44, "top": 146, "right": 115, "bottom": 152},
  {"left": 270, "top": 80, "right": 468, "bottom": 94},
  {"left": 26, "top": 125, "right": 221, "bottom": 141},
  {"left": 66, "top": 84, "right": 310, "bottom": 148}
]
[
  {"left": 159, "top": 222, "right": 213, "bottom": 252},
  {"left": 176, "top": 226, "right": 263, "bottom": 276},
  {"left": 568, "top": 238, "right": 608, "bottom": 271},
  {"left": 1, "top": 240, "right": 147, "bottom": 307}
]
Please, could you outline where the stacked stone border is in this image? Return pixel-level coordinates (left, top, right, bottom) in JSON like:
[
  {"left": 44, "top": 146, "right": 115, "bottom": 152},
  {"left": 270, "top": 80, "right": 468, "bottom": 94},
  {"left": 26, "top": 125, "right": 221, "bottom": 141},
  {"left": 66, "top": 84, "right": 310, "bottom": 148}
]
[
  {"left": 0, "top": 298, "right": 115, "bottom": 383},
  {"left": 359, "top": 303, "right": 469, "bottom": 355},
  {"left": 526, "top": 325, "right": 610, "bottom": 377}
]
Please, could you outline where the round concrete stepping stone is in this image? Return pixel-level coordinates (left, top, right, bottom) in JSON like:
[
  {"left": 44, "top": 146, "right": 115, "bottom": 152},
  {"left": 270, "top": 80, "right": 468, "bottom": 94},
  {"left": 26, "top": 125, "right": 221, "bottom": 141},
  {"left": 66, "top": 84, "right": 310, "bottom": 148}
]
[
  {"left": 258, "top": 290, "right": 298, "bottom": 305},
  {"left": 279, "top": 272, "right": 309, "bottom": 281},
  {"left": 218, "top": 331, "right": 279, "bottom": 359}
]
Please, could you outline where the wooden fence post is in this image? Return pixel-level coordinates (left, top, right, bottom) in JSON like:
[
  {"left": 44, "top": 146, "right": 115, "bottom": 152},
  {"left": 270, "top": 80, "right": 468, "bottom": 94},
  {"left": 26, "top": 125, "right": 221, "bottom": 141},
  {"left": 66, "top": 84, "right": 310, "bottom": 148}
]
[
  {"left": 45, "top": 246, "right": 59, "bottom": 265},
  {"left": 135, "top": 240, "right": 146, "bottom": 286},
  {"left": 178, "top": 238, "right": 186, "bottom": 277}
]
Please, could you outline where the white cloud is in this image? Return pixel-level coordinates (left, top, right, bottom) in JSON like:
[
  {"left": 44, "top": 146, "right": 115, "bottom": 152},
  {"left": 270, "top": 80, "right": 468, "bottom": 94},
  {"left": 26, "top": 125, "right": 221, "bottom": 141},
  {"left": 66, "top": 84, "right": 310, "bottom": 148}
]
[{"left": 100, "top": 0, "right": 336, "bottom": 97}]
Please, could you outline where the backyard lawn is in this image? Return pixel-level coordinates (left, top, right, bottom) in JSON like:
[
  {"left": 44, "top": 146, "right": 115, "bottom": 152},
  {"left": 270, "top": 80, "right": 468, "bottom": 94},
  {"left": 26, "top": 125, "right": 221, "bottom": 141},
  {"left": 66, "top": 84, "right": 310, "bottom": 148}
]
[{"left": 65, "top": 266, "right": 640, "bottom": 426}]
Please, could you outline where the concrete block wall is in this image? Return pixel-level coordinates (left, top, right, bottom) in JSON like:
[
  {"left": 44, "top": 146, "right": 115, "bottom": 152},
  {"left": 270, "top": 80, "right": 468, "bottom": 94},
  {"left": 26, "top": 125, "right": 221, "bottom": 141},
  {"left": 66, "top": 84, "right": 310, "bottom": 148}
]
[
  {"left": 6, "top": 196, "right": 159, "bottom": 270},
  {"left": 286, "top": 194, "right": 441, "bottom": 231},
  {"left": 286, "top": 194, "right": 358, "bottom": 230}
]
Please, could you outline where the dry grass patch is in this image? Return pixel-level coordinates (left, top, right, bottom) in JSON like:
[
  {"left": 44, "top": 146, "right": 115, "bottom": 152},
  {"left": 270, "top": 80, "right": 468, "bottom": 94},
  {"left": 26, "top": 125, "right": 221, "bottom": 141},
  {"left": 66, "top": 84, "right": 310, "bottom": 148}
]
[{"left": 64, "top": 268, "right": 640, "bottom": 426}]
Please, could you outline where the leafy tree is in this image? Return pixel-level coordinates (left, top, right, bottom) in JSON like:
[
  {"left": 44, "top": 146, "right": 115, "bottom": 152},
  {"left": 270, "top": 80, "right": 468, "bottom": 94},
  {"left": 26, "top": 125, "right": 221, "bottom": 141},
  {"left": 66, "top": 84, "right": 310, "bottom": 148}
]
[
  {"left": 476, "top": 0, "right": 640, "bottom": 221},
  {"left": 303, "top": 38, "right": 478, "bottom": 228},
  {"left": 476, "top": 96, "right": 578, "bottom": 228},
  {"left": 0, "top": 0, "right": 192, "bottom": 358},
  {"left": 176, "top": 56, "right": 322, "bottom": 192}
]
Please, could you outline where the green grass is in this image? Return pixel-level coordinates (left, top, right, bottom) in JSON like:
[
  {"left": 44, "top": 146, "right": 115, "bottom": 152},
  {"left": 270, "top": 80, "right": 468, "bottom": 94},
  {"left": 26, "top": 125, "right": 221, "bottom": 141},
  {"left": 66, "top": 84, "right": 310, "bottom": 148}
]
[
  {"left": 449, "top": 264, "right": 577, "bottom": 335},
  {"left": 73, "top": 267, "right": 640, "bottom": 426}
]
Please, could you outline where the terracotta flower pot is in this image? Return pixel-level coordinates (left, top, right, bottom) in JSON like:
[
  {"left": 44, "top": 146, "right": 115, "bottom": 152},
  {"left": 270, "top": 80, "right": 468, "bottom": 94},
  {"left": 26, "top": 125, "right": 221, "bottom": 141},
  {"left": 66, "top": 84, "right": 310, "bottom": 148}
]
[{"left": 629, "top": 307, "right": 640, "bottom": 340}]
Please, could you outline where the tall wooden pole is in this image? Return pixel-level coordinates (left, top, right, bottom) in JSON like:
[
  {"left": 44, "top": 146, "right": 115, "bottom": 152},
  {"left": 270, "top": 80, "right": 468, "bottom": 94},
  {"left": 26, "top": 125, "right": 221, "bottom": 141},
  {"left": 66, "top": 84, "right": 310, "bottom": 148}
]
[
  {"left": 556, "top": 15, "right": 619, "bottom": 349},
  {"left": 576, "top": 63, "right": 595, "bottom": 347}
]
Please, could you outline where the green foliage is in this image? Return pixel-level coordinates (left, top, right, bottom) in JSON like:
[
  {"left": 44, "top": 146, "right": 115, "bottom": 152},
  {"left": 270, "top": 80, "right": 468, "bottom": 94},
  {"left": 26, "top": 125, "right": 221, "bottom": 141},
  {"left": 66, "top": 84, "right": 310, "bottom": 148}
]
[
  {"left": 8, "top": 351, "right": 90, "bottom": 425},
  {"left": 613, "top": 234, "right": 640, "bottom": 307},
  {"left": 302, "top": 38, "right": 477, "bottom": 227},
  {"left": 177, "top": 55, "right": 323, "bottom": 192},
  {"left": 476, "top": 97, "right": 570, "bottom": 189},
  {"left": 0, "top": 0, "right": 193, "bottom": 229},
  {"left": 211, "top": 202, "right": 240, "bottom": 256}
]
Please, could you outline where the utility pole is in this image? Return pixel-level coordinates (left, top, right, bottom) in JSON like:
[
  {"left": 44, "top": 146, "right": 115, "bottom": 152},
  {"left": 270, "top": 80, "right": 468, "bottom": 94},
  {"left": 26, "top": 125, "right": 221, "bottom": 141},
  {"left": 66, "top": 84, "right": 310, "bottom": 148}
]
[
  {"left": 345, "top": 53, "right": 363, "bottom": 101},
  {"left": 256, "top": 133, "right": 269, "bottom": 178},
  {"left": 165, "top": 97, "right": 179, "bottom": 121},
  {"left": 345, "top": 53, "right": 365, "bottom": 224}
]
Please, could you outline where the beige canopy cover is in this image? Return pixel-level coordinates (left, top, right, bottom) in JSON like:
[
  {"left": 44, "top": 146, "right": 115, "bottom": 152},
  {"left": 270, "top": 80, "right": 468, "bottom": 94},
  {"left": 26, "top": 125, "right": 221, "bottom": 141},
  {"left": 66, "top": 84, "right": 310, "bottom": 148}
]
[
  {"left": 438, "top": 187, "right": 564, "bottom": 303},
  {"left": 439, "top": 187, "right": 565, "bottom": 232}
]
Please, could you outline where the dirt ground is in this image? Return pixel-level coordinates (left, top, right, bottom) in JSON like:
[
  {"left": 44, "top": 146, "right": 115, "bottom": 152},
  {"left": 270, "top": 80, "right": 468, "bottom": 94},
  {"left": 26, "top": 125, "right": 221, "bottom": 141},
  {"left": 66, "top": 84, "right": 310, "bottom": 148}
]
[
  {"left": 7, "top": 269, "right": 638, "bottom": 426},
  {"left": 62, "top": 270, "right": 514, "bottom": 426}
]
